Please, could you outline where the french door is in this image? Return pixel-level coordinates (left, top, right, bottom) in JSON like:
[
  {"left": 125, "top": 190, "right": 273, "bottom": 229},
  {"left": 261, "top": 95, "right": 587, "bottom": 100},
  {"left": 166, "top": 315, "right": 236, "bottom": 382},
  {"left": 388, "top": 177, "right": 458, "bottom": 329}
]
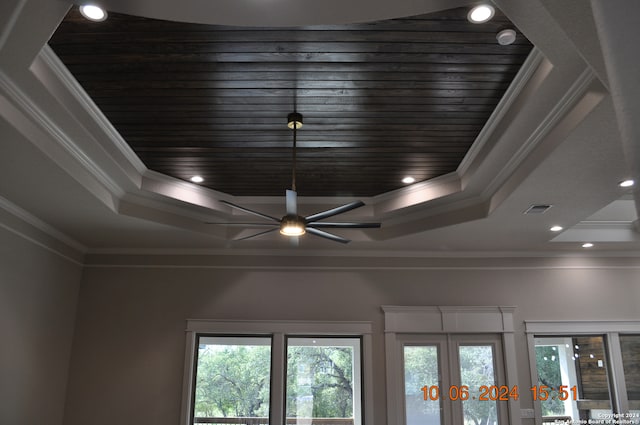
[{"left": 401, "top": 334, "right": 508, "bottom": 425}]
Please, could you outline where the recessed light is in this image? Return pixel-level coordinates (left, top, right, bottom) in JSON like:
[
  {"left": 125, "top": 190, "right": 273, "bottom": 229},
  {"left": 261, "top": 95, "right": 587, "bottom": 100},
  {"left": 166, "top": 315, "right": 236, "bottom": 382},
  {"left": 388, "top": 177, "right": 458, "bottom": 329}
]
[
  {"left": 402, "top": 176, "right": 416, "bottom": 184},
  {"left": 619, "top": 179, "right": 635, "bottom": 188},
  {"left": 550, "top": 226, "right": 563, "bottom": 232},
  {"left": 79, "top": 4, "right": 108, "bottom": 22},
  {"left": 190, "top": 175, "right": 204, "bottom": 183},
  {"left": 582, "top": 242, "right": 594, "bottom": 248},
  {"left": 468, "top": 4, "right": 495, "bottom": 23}
]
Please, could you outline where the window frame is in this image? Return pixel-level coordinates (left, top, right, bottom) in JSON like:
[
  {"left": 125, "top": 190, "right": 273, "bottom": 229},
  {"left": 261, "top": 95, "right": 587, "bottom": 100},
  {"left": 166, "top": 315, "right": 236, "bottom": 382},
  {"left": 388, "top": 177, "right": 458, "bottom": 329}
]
[
  {"left": 180, "top": 320, "right": 374, "bottom": 425},
  {"left": 525, "top": 320, "right": 640, "bottom": 424}
]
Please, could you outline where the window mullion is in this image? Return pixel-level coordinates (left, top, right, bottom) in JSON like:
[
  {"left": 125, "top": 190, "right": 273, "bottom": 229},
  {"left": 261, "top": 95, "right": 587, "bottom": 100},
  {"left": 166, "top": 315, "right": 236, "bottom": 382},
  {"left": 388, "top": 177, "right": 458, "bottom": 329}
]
[
  {"left": 606, "top": 332, "right": 629, "bottom": 414},
  {"left": 271, "top": 332, "right": 286, "bottom": 425}
]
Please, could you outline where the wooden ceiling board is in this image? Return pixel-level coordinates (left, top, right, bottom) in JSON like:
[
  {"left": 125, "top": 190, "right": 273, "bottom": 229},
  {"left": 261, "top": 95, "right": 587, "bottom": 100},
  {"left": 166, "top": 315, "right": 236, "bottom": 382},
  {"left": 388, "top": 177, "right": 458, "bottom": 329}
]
[{"left": 49, "top": 7, "right": 533, "bottom": 197}]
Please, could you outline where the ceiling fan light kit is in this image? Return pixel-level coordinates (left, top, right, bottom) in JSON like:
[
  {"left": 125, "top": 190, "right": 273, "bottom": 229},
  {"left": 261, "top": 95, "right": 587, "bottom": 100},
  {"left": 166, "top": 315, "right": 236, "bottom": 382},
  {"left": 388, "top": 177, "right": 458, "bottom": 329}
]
[
  {"left": 214, "top": 112, "right": 381, "bottom": 244},
  {"left": 280, "top": 215, "right": 306, "bottom": 236}
]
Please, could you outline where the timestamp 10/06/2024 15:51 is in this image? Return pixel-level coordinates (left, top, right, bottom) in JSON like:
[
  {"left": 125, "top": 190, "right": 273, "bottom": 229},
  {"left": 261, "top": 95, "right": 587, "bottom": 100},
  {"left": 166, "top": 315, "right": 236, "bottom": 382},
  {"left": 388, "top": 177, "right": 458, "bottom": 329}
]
[{"left": 421, "top": 385, "right": 578, "bottom": 401}]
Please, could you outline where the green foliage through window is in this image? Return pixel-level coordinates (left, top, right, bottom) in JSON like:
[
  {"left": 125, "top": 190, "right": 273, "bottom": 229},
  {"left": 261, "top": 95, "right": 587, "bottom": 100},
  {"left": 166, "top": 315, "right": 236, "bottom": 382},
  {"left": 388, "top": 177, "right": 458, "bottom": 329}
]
[{"left": 194, "top": 341, "right": 271, "bottom": 418}]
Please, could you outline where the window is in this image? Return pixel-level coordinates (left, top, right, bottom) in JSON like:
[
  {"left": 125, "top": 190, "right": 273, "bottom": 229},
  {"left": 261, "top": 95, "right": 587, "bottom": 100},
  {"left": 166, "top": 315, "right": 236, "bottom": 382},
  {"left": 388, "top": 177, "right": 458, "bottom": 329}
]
[
  {"left": 620, "top": 335, "right": 640, "bottom": 421},
  {"left": 286, "top": 337, "right": 362, "bottom": 425},
  {"left": 384, "top": 306, "right": 519, "bottom": 425},
  {"left": 193, "top": 336, "right": 272, "bottom": 422},
  {"left": 533, "top": 336, "right": 612, "bottom": 422},
  {"left": 526, "top": 321, "right": 640, "bottom": 425},
  {"left": 180, "top": 321, "right": 372, "bottom": 425}
]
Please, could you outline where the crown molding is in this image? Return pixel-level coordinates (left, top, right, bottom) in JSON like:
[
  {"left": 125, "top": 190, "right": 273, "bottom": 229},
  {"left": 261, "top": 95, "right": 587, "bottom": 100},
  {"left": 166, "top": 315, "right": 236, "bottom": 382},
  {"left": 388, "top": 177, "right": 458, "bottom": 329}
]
[
  {"left": 0, "top": 195, "right": 85, "bottom": 264},
  {"left": 483, "top": 66, "right": 599, "bottom": 200},
  {"left": 459, "top": 48, "right": 545, "bottom": 176},
  {"left": 39, "top": 45, "right": 147, "bottom": 175},
  {"left": 0, "top": 68, "right": 125, "bottom": 201}
]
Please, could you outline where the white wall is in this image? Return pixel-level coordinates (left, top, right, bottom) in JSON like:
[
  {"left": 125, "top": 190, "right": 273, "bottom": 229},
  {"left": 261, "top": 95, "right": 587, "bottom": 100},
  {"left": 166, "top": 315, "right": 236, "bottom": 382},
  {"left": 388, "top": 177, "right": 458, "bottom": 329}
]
[
  {"left": 62, "top": 255, "right": 640, "bottom": 425},
  {"left": 0, "top": 223, "right": 82, "bottom": 425}
]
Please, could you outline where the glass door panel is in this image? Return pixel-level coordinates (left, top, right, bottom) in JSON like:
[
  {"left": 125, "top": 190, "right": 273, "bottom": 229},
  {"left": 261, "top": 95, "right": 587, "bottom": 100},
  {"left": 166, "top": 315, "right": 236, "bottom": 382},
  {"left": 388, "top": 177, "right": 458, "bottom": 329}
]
[
  {"left": 404, "top": 345, "right": 442, "bottom": 425},
  {"left": 458, "top": 345, "right": 498, "bottom": 425}
]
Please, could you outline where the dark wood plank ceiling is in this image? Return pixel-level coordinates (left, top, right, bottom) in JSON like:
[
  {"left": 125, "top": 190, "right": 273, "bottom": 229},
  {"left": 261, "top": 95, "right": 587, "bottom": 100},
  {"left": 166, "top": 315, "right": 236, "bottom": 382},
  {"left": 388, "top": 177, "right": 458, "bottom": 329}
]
[{"left": 49, "top": 7, "right": 532, "bottom": 197}]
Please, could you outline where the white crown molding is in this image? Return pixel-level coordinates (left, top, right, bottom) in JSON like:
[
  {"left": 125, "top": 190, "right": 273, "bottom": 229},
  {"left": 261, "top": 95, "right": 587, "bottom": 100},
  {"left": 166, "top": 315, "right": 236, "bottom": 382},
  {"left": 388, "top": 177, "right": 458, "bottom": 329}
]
[
  {"left": 39, "top": 45, "right": 147, "bottom": 175},
  {"left": 458, "top": 48, "right": 545, "bottom": 176},
  {"left": 0, "top": 194, "right": 86, "bottom": 263},
  {"left": 0, "top": 68, "right": 126, "bottom": 199},
  {"left": 0, "top": 0, "right": 27, "bottom": 54},
  {"left": 482, "top": 67, "right": 598, "bottom": 200}
]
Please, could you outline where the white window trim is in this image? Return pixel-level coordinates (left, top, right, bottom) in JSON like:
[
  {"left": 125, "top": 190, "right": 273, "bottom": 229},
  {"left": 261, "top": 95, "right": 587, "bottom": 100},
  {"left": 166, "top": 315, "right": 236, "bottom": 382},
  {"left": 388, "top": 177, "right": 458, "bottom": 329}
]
[
  {"left": 180, "top": 319, "right": 374, "bottom": 425},
  {"left": 382, "top": 306, "right": 520, "bottom": 425},
  {"left": 525, "top": 320, "right": 640, "bottom": 424}
]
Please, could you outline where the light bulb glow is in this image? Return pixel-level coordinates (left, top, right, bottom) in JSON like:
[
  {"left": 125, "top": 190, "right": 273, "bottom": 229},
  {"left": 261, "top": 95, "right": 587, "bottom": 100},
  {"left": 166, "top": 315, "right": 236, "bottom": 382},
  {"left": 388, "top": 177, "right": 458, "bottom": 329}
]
[
  {"left": 550, "top": 225, "right": 563, "bottom": 232},
  {"left": 280, "top": 215, "right": 306, "bottom": 236},
  {"left": 79, "top": 5, "right": 107, "bottom": 21},
  {"left": 582, "top": 242, "right": 594, "bottom": 248},
  {"left": 468, "top": 5, "right": 495, "bottom": 23},
  {"left": 619, "top": 179, "right": 635, "bottom": 188},
  {"left": 190, "top": 175, "right": 204, "bottom": 183},
  {"left": 280, "top": 225, "right": 305, "bottom": 236},
  {"left": 402, "top": 176, "right": 416, "bottom": 184}
]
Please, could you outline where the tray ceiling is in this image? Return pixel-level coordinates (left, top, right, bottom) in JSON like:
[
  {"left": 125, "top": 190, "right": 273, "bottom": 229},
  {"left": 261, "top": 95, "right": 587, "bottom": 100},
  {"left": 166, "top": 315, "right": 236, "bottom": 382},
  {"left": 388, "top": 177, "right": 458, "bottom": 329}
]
[{"left": 49, "top": 7, "right": 532, "bottom": 197}]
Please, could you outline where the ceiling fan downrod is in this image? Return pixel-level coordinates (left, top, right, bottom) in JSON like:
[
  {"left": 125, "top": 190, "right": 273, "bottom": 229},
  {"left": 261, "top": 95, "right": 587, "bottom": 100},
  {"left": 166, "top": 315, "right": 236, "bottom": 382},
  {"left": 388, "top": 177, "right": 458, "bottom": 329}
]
[{"left": 287, "top": 112, "right": 303, "bottom": 192}]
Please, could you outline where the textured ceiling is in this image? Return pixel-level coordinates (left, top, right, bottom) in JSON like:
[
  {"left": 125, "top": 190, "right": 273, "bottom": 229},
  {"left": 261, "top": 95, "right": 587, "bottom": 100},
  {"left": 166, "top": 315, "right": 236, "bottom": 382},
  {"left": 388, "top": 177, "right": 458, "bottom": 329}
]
[{"left": 49, "top": 7, "right": 532, "bottom": 197}]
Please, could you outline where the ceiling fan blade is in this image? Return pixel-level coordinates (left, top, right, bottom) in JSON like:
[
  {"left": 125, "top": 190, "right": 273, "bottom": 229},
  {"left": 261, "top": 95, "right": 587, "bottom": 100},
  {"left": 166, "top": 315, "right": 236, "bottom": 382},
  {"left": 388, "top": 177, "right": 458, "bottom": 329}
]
[
  {"left": 286, "top": 189, "right": 297, "bottom": 215},
  {"left": 307, "top": 222, "right": 381, "bottom": 228},
  {"left": 205, "top": 222, "right": 278, "bottom": 227},
  {"left": 233, "top": 227, "right": 279, "bottom": 241},
  {"left": 305, "top": 200, "right": 366, "bottom": 222},
  {"left": 306, "top": 227, "right": 351, "bottom": 244},
  {"left": 220, "top": 200, "right": 280, "bottom": 222}
]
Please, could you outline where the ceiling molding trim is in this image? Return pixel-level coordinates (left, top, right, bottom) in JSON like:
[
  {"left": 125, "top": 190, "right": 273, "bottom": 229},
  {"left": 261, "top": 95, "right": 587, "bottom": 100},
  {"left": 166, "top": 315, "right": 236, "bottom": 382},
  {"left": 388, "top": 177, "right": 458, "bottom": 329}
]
[
  {"left": 0, "top": 0, "right": 27, "bottom": 54},
  {"left": 0, "top": 69, "right": 126, "bottom": 200},
  {"left": 482, "top": 66, "right": 597, "bottom": 200},
  {"left": 98, "top": 0, "right": 470, "bottom": 27},
  {"left": 81, "top": 252, "right": 640, "bottom": 269},
  {"left": 39, "top": 45, "right": 148, "bottom": 175},
  {"left": 0, "top": 194, "right": 86, "bottom": 264},
  {"left": 372, "top": 171, "right": 461, "bottom": 215},
  {"left": 141, "top": 170, "right": 231, "bottom": 214},
  {"left": 459, "top": 47, "right": 545, "bottom": 176}
]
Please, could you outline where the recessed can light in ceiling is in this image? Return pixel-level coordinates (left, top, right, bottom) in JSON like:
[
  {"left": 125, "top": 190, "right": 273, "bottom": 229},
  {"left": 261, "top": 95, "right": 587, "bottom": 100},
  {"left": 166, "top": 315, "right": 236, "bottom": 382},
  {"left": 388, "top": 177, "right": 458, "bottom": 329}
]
[
  {"left": 79, "top": 4, "right": 108, "bottom": 22},
  {"left": 468, "top": 5, "right": 495, "bottom": 23},
  {"left": 582, "top": 242, "right": 594, "bottom": 248},
  {"left": 619, "top": 179, "right": 635, "bottom": 188},
  {"left": 190, "top": 175, "right": 204, "bottom": 183},
  {"left": 550, "top": 225, "right": 563, "bottom": 232},
  {"left": 402, "top": 176, "right": 416, "bottom": 184}
]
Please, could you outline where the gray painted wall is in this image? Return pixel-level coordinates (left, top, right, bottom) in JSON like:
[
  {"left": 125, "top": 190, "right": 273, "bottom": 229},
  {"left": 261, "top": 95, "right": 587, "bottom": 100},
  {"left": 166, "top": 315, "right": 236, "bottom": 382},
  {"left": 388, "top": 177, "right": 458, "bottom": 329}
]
[
  {"left": 0, "top": 225, "right": 82, "bottom": 425},
  {"left": 62, "top": 258, "right": 640, "bottom": 425}
]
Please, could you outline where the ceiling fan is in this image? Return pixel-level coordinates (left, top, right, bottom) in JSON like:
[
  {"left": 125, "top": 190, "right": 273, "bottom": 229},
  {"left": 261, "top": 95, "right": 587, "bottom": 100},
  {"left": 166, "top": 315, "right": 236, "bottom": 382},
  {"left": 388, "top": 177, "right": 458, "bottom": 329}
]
[{"left": 215, "top": 112, "right": 381, "bottom": 244}]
